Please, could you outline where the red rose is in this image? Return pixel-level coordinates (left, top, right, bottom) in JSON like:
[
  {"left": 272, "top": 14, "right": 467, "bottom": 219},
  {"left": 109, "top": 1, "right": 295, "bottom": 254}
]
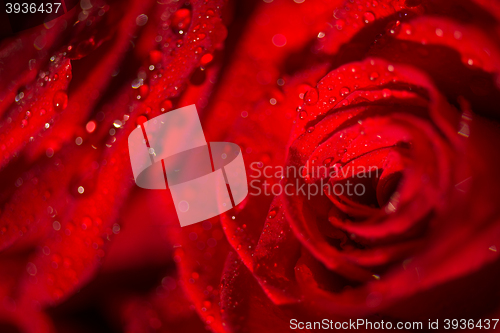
[
  {"left": 1, "top": 0, "right": 500, "bottom": 332},
  {"left": 212, "top": 0, "right": 500, "bottom": 330}
]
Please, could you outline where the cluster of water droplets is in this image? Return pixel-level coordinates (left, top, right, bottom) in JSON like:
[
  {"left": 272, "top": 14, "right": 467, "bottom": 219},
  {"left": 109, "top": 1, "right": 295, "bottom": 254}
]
[{"left": 128, "top": 5, "right": 225, "bottom": 126}]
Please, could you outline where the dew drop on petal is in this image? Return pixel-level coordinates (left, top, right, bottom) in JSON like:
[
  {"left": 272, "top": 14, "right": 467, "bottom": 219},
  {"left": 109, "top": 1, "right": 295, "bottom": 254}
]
[
  {"left": 136, "top": 115, "right": 148, "bottom": 126},
  {"left": 401, "top": 22, "right": 413, "bottom": 35},
  {"left": 454, "top": 30, "right": 463, "bottom": 40},
  {"left": 205, "top": 9, "right": 215, "bottom": 18},
  {"left": 339, "top": 87, "right": 350, "bottom": 97},
  {"left": 369, "top": 72, "right": 379, "bottom": 81},
  {"left": 67, "top": 38, "right": 96, "bottom": 59},
  {"left": 304, "top": 87, "right": 319, "bottom": 105},
  {"left": 136, "top": 14, "right": 148, "bottom": 26},
  {"left": 149, "top": 50, "right": 162, "bottom": 64},
  {"left": 363, "top": 12, "right": 375, "bottom": 24},
  {"left": 160, "top": 99, "right": 173, "bottom": 112},
  {"left": 178, "top": 200, "right": 189, "bottom": 212},
  {"left": 462, "top": 55, "right": 483, "bottom": 68},
  {"left": 335, "top": 19, "right": 345, "bottom": 30},
  {"left": 26, "top": 262, "right": 37, "bottom": 276},
  {"left": 53, "top": 91, "right": 68, "bottom": 112},
  {"left": 386, "top": 20, "right": 401, "bottom": 35},
  {"left": 272, "top": 34, "right": 287, "bottom": 47},
  {"left": 200, "top": 53, "right": 213, "bottom": 67},
  {"left": 172, "top": 8, "right": 192, "bottom": 33},
  {"left": 268, "top": 207, "right": 279, "bottom": 219},
  {"left": 137, "top": 84, "right": 149, "bottom": 100},
  {"left": 86, "top": 120, "right": 96, "bottom": 133}
]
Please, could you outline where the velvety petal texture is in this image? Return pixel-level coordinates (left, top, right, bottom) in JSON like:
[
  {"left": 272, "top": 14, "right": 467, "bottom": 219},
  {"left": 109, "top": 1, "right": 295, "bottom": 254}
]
[{"left": 1, "top": 0, "right": 500, "bottom": 332}]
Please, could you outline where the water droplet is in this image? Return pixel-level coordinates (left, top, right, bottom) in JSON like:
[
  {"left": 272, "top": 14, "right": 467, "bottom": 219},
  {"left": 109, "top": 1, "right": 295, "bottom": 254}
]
[
  {"left": 26, "top": 262, "right": 37, "bottom": 276},
  {"left": 363, "top": 12, "right": 376, "bottom": 24},
  {"left": 369, "top": 72, "right": 379, "bottom": 81},
  {"left": 160, "top": 99, "right": 173, "bottom": 112},
  {"left": 67, "top": 38, "right": 96, "bottom": 59},
  {"left": 136, "top": 14, "right": 148, "bottom": 26},
  {"left": 53, "top": 91, "right": 68, "bottom": 112},
  {"left": 386, "top": 20, "right": 401, "bottom": 35},
  {"left": 86, "top": 121, "right": 96, "bottom": 133},
  {"left": 307, "top": 126, "right": 315, "bottom": 133},
  {"left": 329, "top": 97, "right": 336, "bottom": 104},
  {"left": 462, "top": 55, "right": 483, "bottom": 68},
  {"left": 53, "top": 221, "right": 61, "bottom": 230},
  {"left": 137, "top": 84, "right": 149, "bottom": 100},
  {"left": 304, "top": 87, "right": 318, "bottom": 105},
  {"left": 272, "top": 34, "right": 287, "bottom": 47},
  {"left": 206, "top": 9, "right": 215, "bottom": 18},
  {"left": 401, "top": 22, "right": 413, "bottom": 35},
  {"left": 178, "top": 200, "right": 189, "bottom": 212},
  {"left": 299, "top": 110, "right": 308, "bottom": 119},
  {"left": 172, "top": 8, "right": 191, "bottom": 33},
  {"left": 339, "top": 87, "right": 350, "bottom": 97},
  {"left": 335, "top": 19, "right": 345, "bottom": 30},
  {"left": 323, "top": 157, "right": 333, "bottom": 166},
  {"left": 200, "top": 53, "right": 213, "bottom": 67},
  {"left": 149, "top": 50, "right": 162, "bottom": 64},
  {"left": 136, "top": 115, "right": 148, "bottom": 126},
  {"left": 268, "top": 207, "right": 279, "bottom": 219}
]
